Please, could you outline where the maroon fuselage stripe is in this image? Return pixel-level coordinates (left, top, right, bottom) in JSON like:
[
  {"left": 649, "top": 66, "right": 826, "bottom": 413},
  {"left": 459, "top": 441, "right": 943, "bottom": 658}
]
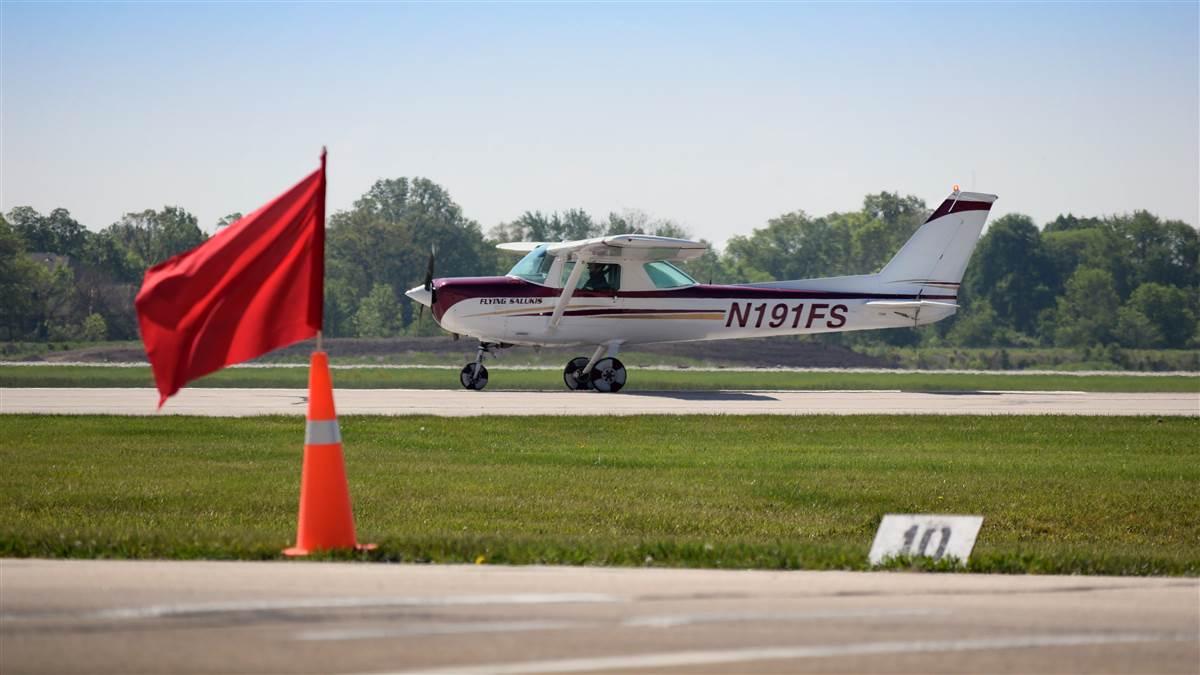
[{"left": 431, "top": 277, "right": 955, "bottom": 321}]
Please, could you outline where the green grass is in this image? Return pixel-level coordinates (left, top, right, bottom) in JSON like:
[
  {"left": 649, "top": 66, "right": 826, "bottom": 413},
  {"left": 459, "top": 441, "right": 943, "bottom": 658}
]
[
  {"left": 2, "top": 364, "right": 1197, "bottom": 392},
  {"left": 1, "top": 415, "right": 1197, "bottom": 575},
  {"left": 859, "top": 345, "right": 1200, "bottom": 372}
]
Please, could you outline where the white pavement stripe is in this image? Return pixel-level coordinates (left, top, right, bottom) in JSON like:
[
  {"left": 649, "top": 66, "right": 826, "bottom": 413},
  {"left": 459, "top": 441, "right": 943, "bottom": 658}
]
[
  {"left": 622, "top": 607, "right": 948, "bottom": 628},
  {"left": 374, "top": 633, "right": 1191, "bottom": 675},
  {"left": 88, "top": 593, "right": 622, "bottom": 620},
  {"left": 4, "top": 388, "right": 1197, "bottom": 416},
  {"left": 295, "top": 608, "right": 948, "bottom": 642},
  {"left": 296, "top": 620, "right": 581, "bottom": 642},
  {"left": 6, "top": 361, "right": 1198, "bottom": 376}
]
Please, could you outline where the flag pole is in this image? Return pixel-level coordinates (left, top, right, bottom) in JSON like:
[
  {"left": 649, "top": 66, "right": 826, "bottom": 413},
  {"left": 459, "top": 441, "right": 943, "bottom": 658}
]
[{"left": 317, "top": 145, "right": 327, "bottom": 356}]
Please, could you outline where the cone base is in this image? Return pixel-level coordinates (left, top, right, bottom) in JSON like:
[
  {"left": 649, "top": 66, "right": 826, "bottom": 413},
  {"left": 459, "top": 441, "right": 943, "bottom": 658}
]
[{"left": 283, "top": 542, "right": 377, "bottom": 557}]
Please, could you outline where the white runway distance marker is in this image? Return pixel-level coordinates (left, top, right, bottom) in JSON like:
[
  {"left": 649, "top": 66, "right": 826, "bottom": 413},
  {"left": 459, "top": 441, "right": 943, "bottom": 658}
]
[{"left": 869, "top": 514, "right": 984, "bottom": 566}]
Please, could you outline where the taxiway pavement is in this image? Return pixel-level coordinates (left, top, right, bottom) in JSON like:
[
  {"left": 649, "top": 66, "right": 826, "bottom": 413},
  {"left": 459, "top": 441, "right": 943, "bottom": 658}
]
[
  {"left": 1, "top": 387, "right": 1197, "bottom": 416},
  {"left": 2, "top": 559, "right": 1196, "bottom": 674}
]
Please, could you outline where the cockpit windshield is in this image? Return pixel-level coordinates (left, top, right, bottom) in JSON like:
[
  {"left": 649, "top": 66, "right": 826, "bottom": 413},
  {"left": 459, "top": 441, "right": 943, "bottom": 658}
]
[{"left": 507, "top": 245, "right": 555, "bottom": 284}]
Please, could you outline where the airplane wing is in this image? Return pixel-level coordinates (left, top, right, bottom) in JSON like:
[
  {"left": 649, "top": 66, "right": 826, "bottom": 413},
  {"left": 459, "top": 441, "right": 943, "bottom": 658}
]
[
  {"left": 545, "top": 234, "right": 708, "bottom": 262},
  {"left": 495, "top": 242, "right": 546, "bottom": 254}
]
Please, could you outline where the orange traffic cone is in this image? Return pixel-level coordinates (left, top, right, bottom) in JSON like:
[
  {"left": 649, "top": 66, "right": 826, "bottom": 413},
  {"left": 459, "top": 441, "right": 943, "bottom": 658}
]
[{"left": 284, "top": 351, "right": 375, "bottom": 556}]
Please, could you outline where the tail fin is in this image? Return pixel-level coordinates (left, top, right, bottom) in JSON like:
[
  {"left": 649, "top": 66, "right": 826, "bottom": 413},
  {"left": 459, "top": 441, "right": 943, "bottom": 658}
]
[{"left": 878, "top": 191, "right": 998, "bottom": 293}]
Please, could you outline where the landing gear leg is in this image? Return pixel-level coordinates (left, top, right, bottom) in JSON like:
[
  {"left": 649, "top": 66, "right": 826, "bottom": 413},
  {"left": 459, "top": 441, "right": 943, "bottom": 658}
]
[
  {"left": 564, "top": 345, "right": 606, "bottom": 391},
  {"left": 563, "top": 356, "right": 593, "bottom": 391},
  {"left": 460, "top": 343, "right": 494, "bottom": 391}
]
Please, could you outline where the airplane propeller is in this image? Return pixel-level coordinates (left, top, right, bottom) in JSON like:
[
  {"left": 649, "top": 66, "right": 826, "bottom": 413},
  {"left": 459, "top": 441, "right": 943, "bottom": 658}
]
[{"left": 417, "top": 244, "right": 437, "bottom": 323}]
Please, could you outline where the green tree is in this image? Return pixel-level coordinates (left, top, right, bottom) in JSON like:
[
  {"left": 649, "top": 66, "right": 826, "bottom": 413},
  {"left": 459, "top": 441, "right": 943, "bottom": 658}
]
[
  {"left": 724, "top": 211, "right": 851, "bottom": 281},
  {"left": 1115, "top": 306, "right": 1163, "bottom": 348},
  {"left": 78, "top": 313, "right": 108, "bottom": 341},
  {"left": 494, "top": 209, "right": 602, "bottom": 243},
  {"left": 1124, "top": 283, "right": 1196, "bottom": 348},
  {"left": 960, "top": 214, "right": 1055, "bottom": 338},
  {"left": 1052, "top": 268, "right": 1120, "bottom": 346},
  {"left": 947, "top": 299, "right": 1003, "bottom": 347},
  {"left": 852, "top": 192, "right": 927, "bottom": 273},
  {"left": 1117, "top": 211, "right": 1199, "bottom": 291},
  {"left": 327, "top": 177, "right": 489, "bottom": 334},
  {"left": 215, "top": 212, "right": 244, "bottom": 229},
  {"left": 323, "top": 277, "right": 360, "bottom": 340},
  {"left": 0, "top": 216, "right": 44, "bottom": 339},
  {"left": 103, "top": 206, "right": 205, "bottom": 276},
  {"left": 6, "top": 206, "right": 88, "bottom": 258},
  {"left": 353, "top": 283, "right": 402, "bottom": 337}
]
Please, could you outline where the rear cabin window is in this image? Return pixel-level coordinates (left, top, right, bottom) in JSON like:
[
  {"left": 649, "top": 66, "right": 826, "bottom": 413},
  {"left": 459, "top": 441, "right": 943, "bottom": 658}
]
[
  {"left": 507, "top": 245, "right": 555, "bottom": 284},
  {"left": 643, "top": 261, "right": 696, "bottom": 289}
]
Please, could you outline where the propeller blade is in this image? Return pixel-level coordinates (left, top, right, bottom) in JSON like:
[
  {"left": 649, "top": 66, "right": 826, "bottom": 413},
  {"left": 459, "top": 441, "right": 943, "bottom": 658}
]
[
  {"left": 422, "top": 251, "right": 435, "bottom": 291},
  {"left": 423, "top": 244, "right": 438, "bottom": 306}
]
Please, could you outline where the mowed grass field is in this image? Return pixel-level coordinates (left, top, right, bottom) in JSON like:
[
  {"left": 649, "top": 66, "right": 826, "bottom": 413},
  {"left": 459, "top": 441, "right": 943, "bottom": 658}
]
[
  {"left": 1, "top": 415, "right": 1196, "bottom": 575},
  {"left": 2, "top": 364, "right": 1197, "bottom": 392}
]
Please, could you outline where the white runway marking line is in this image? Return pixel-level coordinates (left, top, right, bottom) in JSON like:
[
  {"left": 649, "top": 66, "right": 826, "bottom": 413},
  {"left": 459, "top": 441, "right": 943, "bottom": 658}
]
[
  {"left": 7, "top": 361, "right": 1197, "bottom": 377},
  {"left": 86, "top": 593, "right": 623, "bottom": 621},
  {"left": 296, "top": 620, "right": 582, "bottom": 642},
  {"left": 370, "top": 633, "right": 1194, "bottom": 675},
  {"left": 621, "top": 607, "right": 949, "bottom": 628},
  {"left": 293, "top": 608, "right": 949, "bottom": 642}
]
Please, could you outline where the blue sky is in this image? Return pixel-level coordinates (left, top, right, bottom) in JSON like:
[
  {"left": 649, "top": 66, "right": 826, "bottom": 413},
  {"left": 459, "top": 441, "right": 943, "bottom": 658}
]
[{"left": 2, "top": 1, "right": 1197, "bottom": 247}]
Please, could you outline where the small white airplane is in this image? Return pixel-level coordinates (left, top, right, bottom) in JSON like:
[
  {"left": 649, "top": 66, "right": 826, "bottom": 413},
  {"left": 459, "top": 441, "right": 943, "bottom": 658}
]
[{"left": 407, "top": 189, "right": 997, "bottom": 392}]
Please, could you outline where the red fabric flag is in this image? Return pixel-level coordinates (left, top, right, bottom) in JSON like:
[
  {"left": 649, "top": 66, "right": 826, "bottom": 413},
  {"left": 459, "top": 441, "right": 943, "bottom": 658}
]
[{"left": 136, "top": 152, "right": 326, "bottom": 406}]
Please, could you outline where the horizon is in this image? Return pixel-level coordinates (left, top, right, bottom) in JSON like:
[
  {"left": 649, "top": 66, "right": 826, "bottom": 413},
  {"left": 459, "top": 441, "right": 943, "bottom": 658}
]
[{"left": 3, "top": 2, "right": 1197, "bottom": 248}]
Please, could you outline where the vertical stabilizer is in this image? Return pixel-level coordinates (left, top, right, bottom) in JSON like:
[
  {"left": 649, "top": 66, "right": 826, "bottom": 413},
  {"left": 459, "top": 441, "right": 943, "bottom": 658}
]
[{"left": 877, "top": 191, "right": 998, "bottom": 294}]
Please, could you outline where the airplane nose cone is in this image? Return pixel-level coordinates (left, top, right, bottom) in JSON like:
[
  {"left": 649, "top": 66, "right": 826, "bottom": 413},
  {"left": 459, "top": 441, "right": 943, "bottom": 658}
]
[{"left": 405, "top": 285, "right": 433, "bottom": 308}]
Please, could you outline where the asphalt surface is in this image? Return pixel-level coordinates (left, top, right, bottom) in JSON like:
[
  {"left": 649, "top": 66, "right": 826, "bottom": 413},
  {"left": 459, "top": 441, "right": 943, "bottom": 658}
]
[
  {"left": 2, "top": 387, "right": 1198, "bottom": 416},
  {"left": 2, "top": 559, "right": 1197, "bottom": 674}
]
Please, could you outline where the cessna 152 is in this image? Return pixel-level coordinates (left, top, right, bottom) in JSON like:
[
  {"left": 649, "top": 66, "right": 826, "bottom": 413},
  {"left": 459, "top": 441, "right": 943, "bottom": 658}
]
[{"left": 407, "top": 189, "right": 997, "bottom": 392}]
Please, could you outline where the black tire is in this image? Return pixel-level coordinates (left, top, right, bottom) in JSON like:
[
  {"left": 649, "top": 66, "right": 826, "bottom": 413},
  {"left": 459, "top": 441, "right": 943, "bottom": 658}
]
[
  {"left": 563, "top": 357, "right": 593, "bottom": 391},
  {"left": 590, "top": 357, "right": 626, "bottom": 393},
  {"left": 459, "top": 364, "right": 488, "bottom": 390}
]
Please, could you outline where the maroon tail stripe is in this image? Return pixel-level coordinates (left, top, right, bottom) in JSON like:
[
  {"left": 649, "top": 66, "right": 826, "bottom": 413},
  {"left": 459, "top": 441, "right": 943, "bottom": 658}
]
[{"left": 925, "top": 199, "right": 993, "bottom": 222}]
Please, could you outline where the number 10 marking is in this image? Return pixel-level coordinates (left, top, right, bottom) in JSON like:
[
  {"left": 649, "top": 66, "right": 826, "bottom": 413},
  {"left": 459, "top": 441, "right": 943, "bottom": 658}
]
[{"left": 900, "top": 524, "right": 952, "bottom": 559}]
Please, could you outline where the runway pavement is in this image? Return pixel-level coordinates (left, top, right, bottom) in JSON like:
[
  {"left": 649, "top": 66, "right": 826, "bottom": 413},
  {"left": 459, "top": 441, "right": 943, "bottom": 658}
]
[
  {"left": 2, "top": 559, "right": 1196, "bottom": 674},
  {"left": 2, "top": 387, "right": 1197, "bottom": 416}
]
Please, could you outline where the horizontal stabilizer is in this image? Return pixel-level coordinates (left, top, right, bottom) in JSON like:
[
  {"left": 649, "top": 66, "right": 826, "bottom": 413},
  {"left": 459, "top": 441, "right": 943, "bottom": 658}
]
[{"left": 864, "top": 300, "right": 959, "bottom": 325}]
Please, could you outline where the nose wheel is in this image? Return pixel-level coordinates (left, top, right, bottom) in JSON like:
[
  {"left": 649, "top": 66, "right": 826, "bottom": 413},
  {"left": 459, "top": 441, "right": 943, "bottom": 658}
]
[
  {"left": 460, "top": 342, "right": 498, "bottom": 391},
  {"left": 459, "top": 363, "right": 489, "bottom": 390}
]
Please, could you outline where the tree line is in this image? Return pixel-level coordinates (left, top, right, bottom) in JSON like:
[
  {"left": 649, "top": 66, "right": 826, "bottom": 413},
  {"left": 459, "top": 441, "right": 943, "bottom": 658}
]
[{"left": 2, "top": 177, "right": 1196, "bottom": 350}]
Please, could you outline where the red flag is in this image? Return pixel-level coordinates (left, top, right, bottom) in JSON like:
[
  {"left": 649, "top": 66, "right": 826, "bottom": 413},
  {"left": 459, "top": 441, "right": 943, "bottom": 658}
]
[{"left": 136, "top": 152, "right": 326, "bottom": 406}]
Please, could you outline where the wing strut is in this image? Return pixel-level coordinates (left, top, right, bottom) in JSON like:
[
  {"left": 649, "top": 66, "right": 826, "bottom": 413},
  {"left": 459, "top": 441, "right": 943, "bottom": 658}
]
[{"left": 549, "top": 255, "right": 588, "bottom": 329}]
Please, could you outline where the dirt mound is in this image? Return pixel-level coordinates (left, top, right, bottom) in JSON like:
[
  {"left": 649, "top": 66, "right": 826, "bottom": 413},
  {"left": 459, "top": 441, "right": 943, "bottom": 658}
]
[{"left": 636, "top": 338, "right": 890, "bottom": 368}]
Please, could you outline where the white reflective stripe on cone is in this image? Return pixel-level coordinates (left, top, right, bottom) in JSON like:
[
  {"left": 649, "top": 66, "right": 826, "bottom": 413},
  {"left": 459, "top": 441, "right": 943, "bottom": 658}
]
[{"left": 305, "top": 420, "right": 342, "bottom": 445}]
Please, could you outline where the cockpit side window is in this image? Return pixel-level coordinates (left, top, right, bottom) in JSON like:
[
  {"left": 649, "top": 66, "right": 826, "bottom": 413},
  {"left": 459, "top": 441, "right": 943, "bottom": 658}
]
[
  {"left": 643, "top": 261, "right": 697, "bottom": 289},
  {"left": 562, "top": 262, "right": 621, "bottom": 292},
  {"left": 507, "top": 245, "right": 555, "bottom": 284}
]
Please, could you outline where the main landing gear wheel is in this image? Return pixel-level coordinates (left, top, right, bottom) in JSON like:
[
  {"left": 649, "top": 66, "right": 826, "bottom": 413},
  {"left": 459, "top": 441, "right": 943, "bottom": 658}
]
[
  {"left": 590, "top": 357, "right": 626, "bottom": 393},
  {"left": 563, "top": 357, "right": 593, "bottom": 391},
  {"left": 459, "top": 364, "right": 489, "bottom": 391}
]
